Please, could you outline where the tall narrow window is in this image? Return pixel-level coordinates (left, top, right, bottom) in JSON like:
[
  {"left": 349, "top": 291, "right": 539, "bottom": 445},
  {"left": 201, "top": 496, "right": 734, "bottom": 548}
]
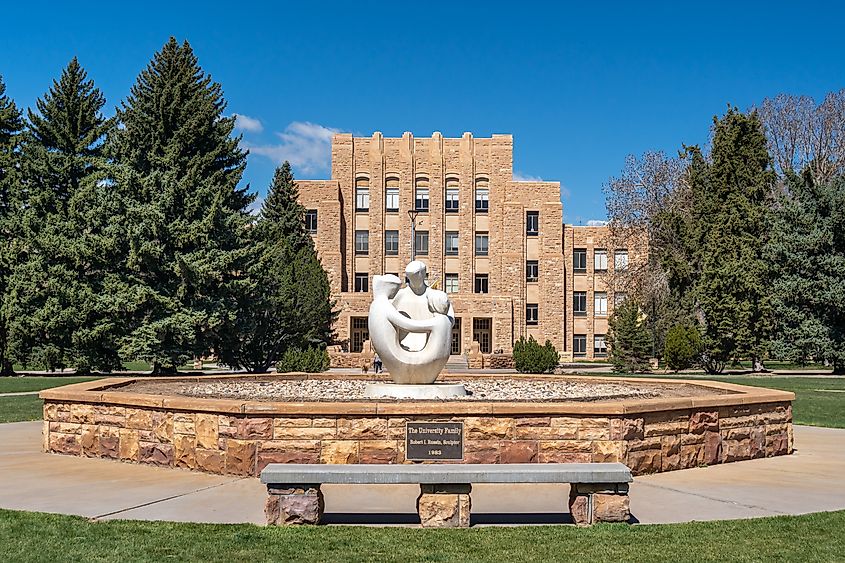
[
  {"left": 415, "top": 177, "right": 429, "bottom": 212},
  {"left": 474, "top": 274, "right": 489, "bottom": 294},
  {"left": 573, "top": 334, "right": 587, "bottom": 357},
  {"left": 415, "top": 230, "right": 429, "bottom": 255},
  {"left": 526, "top": 260, "right": 539, "bottom": 282},
  {"left": 573, "top": 248, "right": 587, "bottom": 273},
  {"left": 354, "top": 273, "right": 368, "bottom": 293},
  {"left": 473, "top": 318, "right": 492, "bottom": 353},
  {"left": 475, "top": 232, "right": 489, "bottom": 256},
  {"left": 445, "top": 273, "right": 459, "bottom": 294},
  {"left": 475, "top": 178, "right": 489, "bottom": 213},
  {"left": 526, "top": 211, "right": 539, "bottom": 236},
  {"left": 445, "top": 178, "right": 459, "bottom": 213},
  {"left": 355, "top": 177, "right": 369, "bottom": 211},
  {"left": 355, "top": 230, "right": 369, "bottom": 255},
  {"left": 445, "top": 231, "right": 459, "bottom": 256},
  {"left": 573, "top": 291, "right": 587, "bottom": 316},
  {"left": 614, "top": 249, "right": 629, "bottom": 270},
  {"left": 594, "top": 335, "right": 607, "bottom": 357},
  {"left": 594, "top": 249, "right": 608, "bottom": 271},
  {"left": 526, "top": 303, "right": 539, "bottom": 325},
  {"left": 594, "top": 291, "right": 608, "bottom": 316},
  {"left": 384, "top": 230, "right": 399, "bottom": 255},
  {"left": 385, "top": 177, "right": 399, "bottom": 212},
  {"left": 305, "top": 209, "right": 317, "bottom": 234}
]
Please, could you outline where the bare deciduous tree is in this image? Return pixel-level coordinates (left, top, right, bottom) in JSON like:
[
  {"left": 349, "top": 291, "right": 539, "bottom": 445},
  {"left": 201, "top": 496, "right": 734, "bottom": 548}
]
[{"left": 757, "top": 90, "right": 845, "bottom": 182}]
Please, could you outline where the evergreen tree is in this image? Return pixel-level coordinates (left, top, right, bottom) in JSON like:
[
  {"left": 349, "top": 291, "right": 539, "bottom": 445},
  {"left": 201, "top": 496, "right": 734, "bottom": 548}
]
[
  {"left": 684, "top": 109, "right": 775, "bottom": 373},
  {"left": 109, "top": 38, "right": 252, "bottom": 374},
  {"left": 6, "top": 60, "right": 120, "bottom": 372},
  {"left": 0, "top": 76, "right": 24, "bottom": 375},
  {"left": 219, "top": 163, "right": 336, "bottom": 372},
  {"left": 663, "top": 324, "right": 702, "bottom": 372},
  {"left": 607, "top": 300, "right": 653, "bottom": 373},
  {"left": 768, "top": 171, "right": 845, "bottom": 373}
]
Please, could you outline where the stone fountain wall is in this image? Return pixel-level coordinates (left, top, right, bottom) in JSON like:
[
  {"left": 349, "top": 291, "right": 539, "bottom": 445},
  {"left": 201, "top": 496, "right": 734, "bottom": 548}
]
[{"left": 42, "top": 396, "right": 793, "bottom": 477}]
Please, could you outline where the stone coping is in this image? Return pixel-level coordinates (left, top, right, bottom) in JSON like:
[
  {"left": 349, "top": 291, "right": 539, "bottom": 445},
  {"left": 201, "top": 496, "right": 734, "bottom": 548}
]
[
  {"left": 260, "top": 462, "right": 633, "bottom": 485},
  {"left": 39, "top": 373, "right": 795, "bottom": 417}
]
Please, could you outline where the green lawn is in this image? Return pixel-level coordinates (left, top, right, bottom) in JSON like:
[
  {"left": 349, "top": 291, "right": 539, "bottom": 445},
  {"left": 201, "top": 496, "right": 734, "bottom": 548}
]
[
  {"left": 1, "top": 508, "right": 844, "bottom": 562},
  {"left": 0, "top": 395, "right": 44, "bottom": 423},
  {"left": 0, "top": 376, "right": 99, "bottom": 394}
]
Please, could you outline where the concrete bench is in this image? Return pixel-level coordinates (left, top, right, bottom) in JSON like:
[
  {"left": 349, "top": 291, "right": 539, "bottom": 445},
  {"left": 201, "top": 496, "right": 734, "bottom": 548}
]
[{"left": 260, "top": 463, "right": 632, "bottom": 527}]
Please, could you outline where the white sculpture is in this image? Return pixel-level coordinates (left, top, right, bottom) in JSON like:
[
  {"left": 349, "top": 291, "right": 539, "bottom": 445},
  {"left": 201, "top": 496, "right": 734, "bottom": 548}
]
[{"left": 367, "top": 261, "right": 454, "bottom": 385}]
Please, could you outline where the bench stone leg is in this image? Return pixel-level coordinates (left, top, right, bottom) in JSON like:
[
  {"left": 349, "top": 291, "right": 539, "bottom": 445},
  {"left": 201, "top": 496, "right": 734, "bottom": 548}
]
[
  {"left": 266, "top": 484, "right": 324, "bottom": 525},
  {"left": 568, "top": 483, "right": 630, "bottom": 525},
  {"left": 417, "top": 484, "right": 472, "bottom": 528}
]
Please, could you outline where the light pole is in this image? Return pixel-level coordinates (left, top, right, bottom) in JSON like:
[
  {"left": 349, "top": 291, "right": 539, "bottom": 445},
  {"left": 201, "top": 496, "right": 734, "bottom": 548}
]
[{"left": 408, "top": 209, "right": 419, "bottom": 262}]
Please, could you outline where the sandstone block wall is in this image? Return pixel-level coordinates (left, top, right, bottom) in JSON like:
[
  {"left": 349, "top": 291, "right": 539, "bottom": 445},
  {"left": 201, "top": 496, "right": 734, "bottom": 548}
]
[{"left": 43, "top": 400, "right": 792, "bottom": 477}]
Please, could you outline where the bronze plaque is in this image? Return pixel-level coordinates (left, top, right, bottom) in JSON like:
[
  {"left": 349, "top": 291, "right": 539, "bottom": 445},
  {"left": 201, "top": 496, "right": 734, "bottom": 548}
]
[{"left": 405, "top": 422, "right": 464, "bottom": 461}]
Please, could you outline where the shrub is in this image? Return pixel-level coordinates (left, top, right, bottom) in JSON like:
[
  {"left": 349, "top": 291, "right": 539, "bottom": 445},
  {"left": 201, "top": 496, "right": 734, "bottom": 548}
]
[
  {"left": 513, "top": 336, "right": 561, "bottom": 373},
  {"left": 276, "top": 346, "right": 329, "bottom": 373},
  {"left": 663, "top": 324, "right": 702, "bottom": 372},
  {"left": 608, "top": 300, "right": 653, "bottom": 373}
]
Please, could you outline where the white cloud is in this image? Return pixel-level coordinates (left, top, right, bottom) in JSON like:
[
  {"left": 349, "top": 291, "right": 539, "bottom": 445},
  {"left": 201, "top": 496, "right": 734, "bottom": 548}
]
[
  {"left": 514, "top": 171, "right": 543, "bottom": 182},
  {"left": 245, "top": 121, "right": 341, "bottom": 175},
  {"left": 247, "top": 193, "right": 264, "bottom": 216},
  {"left": 586, "top": 219, "right": 609, "bottom": 227},
  {"left": 560, "top": 184, "right": 572, "bottom": 200},
  {"left": 233, "top": 114, "right": 264, "bottom": 134}
]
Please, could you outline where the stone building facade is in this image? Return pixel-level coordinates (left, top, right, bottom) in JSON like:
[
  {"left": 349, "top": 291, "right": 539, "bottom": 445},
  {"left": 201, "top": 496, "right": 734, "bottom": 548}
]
[
  {"left": 298, "top": 132, "right": 643, "bottom": 366},
  {"left": 299, "top": 132, "right": 565, "bottom": 365}
]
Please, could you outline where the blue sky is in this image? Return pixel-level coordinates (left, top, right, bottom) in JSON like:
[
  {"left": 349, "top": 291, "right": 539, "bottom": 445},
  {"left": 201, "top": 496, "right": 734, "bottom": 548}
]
[{"left": 2, "top": 1, "right": 844, "bottom": 223}]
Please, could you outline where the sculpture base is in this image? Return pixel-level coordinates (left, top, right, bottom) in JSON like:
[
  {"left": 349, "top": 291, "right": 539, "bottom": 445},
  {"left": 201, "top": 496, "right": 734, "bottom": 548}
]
[{"left": 364, "top": 383, "right": 468, "bottom": 400}]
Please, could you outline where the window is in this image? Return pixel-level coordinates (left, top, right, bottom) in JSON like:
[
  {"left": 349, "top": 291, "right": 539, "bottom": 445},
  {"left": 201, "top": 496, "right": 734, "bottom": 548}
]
[
  {"left": 574, "top": 291, "right": 587, "bottom": 316},
  {"left": 526, "top": 303, "right": 539, "bottom": 325},
  {"left": 615, "top": 291, "right": 628, "bottom": 306},
  {"left": 305, "top": 209, "right": 317, "bottom": 234},
  {"left": 355, "top": 230, "right": 369, "bottom": 255},
  {"left": 573, "top": 248, "right": 587, "bottom": 273},
  {"left": 594, "top": 334, "right": 607, "bottom": 357},
  {"left": 354, "top": 273, "right": 368, "bottom": 293},
  {"left": 384, "top": 230, "right": 399, "bottom": 255},
  {"left": 415, "top": 177, "right": 429, "bottom": 211},
  {"left": 594, "top": 292, "right": 608, "bottom": 316},
  {"left": 415, "top": 230, "right": 429, "bottom": 255},
  {"left": 474, "top": 274, "right": 489, "bottom": 294},
  {"left": 614, "top": 249, "right": 629, "bottom": 270},
  {"left": 526, "top": 211, "right": 539, "bottom": 236},
  {"left": 475, "top": 232, "right": 489, "bottom": 256},
  {"left": 526, "top": 260, "right": 539, "bottom": 282},
  {"left": 351, "top": 316, "right": 369, "bottom": 353},
  {"left": 475, "top": 179, "right": 489, "bottom": 213},
  {"left": 445, "top": 273, "right": 459, "bottom": 294},
  {"left": 445, "top": 179, "right": 459, "bottom": 213},
  {"left": 573, "top": 334, "right": 587, "bottom": 357},
  {"left": 451, "top": 318, "right": 462, "bottom": 354},
  {"left": 594, "top": 249, "right": 608, "bottom": 271},
  {"left": 355, "top": 177, "right": 369, "bottom": 211},
  {"left": 445, "top": 231, "right": 459, "bottom": 256},
  {"left": 385, "top": 187, "right": 399, "bottom": 212}
]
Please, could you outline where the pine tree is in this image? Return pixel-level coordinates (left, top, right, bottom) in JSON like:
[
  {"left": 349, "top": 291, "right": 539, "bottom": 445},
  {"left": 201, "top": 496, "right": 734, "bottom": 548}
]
[
  {"left": 608, "top": 300, "right": 653, "bottom": 373},
  {"left": 219, "top": 162, "right": 336, "bottom": 372},
  {"left": 768, "top": 171, "right": 845, "bottom": 373},
  {"left": 0, "top": 76, "right": 24, "bottom": 375},
  {"left": 6, "top": 60, "right": 119, "bottom": 372},
  {"left": 109, "top": 38, "right": 252, "bottom": 374},
  {"left": 686, "top": 109, "right": 775, "bottom": 373}
]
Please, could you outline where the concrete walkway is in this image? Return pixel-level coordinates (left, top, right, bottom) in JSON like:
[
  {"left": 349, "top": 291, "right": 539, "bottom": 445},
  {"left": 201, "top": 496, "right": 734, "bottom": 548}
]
[{"left": 1, "top": 421, "right": 843, "bottom": 526}]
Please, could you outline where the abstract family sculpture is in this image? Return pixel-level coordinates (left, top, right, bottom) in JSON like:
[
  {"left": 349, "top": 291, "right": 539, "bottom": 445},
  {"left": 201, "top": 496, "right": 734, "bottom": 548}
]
[{"left": 366, "top": 261, "right": 465, "bottom": 397}]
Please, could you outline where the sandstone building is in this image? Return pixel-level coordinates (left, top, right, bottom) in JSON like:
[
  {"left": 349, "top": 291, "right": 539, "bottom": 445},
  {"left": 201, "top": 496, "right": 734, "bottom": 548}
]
[{"left": 297, "top": 132, "right": 639, "bottom": 366}]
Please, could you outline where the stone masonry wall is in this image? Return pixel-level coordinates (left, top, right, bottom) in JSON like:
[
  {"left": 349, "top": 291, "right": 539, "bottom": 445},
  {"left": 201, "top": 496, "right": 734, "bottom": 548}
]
[{"left": 43, "top": 400, "right": 792, "bottom": 477}]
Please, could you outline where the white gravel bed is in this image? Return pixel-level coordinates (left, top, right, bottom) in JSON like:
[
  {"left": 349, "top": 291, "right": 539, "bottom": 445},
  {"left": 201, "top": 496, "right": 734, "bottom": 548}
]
[{"left": 170, "top": 378, "right": 661, "bottom": 402}]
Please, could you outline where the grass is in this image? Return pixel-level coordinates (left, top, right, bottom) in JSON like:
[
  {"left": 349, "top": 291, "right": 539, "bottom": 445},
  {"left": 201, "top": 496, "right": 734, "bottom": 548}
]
[
  {"left": 0, "top": 395, "right": 44, "bottom": 423},
  {"left": 1, "top": 508, "right": 844, "bottom": 562},
  {"left": 0, "top": 376, "right": 99, "bottom": 394}
]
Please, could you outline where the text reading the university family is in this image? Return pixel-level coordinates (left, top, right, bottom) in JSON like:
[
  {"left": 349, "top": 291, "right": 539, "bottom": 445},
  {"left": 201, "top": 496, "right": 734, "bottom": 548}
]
[{"left": 405, "top": 422, "right": 464, "bottom": 461}]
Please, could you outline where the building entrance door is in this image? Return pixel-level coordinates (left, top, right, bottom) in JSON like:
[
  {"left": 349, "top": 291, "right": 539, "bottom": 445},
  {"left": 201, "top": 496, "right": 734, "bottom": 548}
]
[
  {"left": 473, "top": 318, "right": 492, "bottom": 354},
  {"left": 451, "top": 318, "right": 462, "bottom": 354}
]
